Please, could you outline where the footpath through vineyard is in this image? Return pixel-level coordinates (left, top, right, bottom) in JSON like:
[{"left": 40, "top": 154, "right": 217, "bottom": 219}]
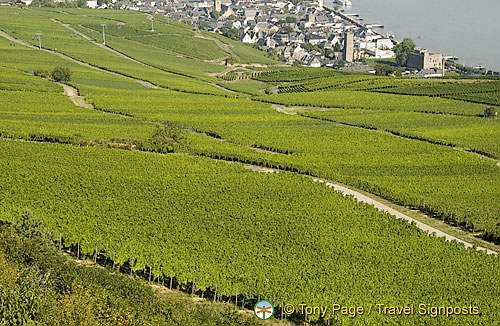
[{"left": 244, "top": 165, "right": 497, "bottom": 255}]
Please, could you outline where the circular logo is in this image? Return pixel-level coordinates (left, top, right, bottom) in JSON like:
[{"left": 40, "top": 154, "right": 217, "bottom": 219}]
[{"left": 254, "top": 300, "right": 274, "bottom": 320}]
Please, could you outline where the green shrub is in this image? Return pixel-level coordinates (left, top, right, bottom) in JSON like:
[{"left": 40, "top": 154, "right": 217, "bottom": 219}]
[
  {"left": 34, "top": 68, "right": 49, "bottom": 78},
  {"left": 51, "top": 66, "right": 71, "bottom": 82}
]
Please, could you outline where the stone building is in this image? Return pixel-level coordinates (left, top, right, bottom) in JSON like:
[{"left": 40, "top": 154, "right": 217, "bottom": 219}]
[
  {"left": 407, "top": 49, "right": 443, "bottom": 70},
  {"left": 343, "top": 31, "right": 354, "bottom": 62}
]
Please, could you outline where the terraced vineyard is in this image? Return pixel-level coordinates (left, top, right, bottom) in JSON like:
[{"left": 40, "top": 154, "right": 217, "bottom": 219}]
[
  {"left": 377, "top": 80, "right": 500, "bottom": 96},
  {"left": 300, "top": 108, "right": 500, "bottom": 159},
  {"left": 2, "top": 140, "right": 500, "bottom": 325},
  {"left": 1, "top": 6, "right": 500, "bottom": 325},
  {"left": 254, "top": 67, "right": 338, "bottom": 82},
  {"left": 258, "top": 90, "right": 487, "bottom": 115},
  {"left": 0, "top": 7, "right": 230, "bottom": 95},
  {"left": 0, "top": 63, "right": 156, "bottom": 143},
  {"left": 278, "top": 75, "right": 376, "bottom": 93}
]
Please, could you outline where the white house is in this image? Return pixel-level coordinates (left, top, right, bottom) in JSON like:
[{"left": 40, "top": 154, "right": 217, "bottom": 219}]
[
  {"left": 87, "top": 0, "right": 98, "bottom": 8},
  {"left": 372, "top": 49, "right": 395, "bottom": 59},
  {"left": 292, "top": 45, "right": 307, "bottom": 60},
  {"left": 231, "top": 20, "right": 241, "bottom": 29},
  {"left": 301, "top": 54, "right": 321, "bottom": 67},
  {"left": 240, "top": 32, "right": 257, "bottom": 44},
  {"left": 376, "top": 38, "right": 394, "bottom": 50}
]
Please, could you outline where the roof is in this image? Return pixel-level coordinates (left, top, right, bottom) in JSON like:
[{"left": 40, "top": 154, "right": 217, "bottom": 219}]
[{"left": 341, "top": 65, "right": 376, "bottom": 73}]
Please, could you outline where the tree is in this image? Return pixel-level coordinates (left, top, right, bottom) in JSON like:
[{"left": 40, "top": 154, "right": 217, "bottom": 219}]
[
  {"left": 375, "top": 64, "right": 394, "bottom": 76},
  {"left": 484, "top": 107, "right": 498, "bottom": 119},
  {"left": 34, "top": 68, "right": 49, "bottom": 78},
  {"left": 220, "top": 27, "right": 239, "bottom": 40},
  {"left": 51, "top": 67, "right": 72, "bottom": 82},
  {"left": 394, "top": 38, "right": 415, "bottom": 67},
  {"left": 283, "top": 25, "right": 294, "bottom": 34},
  {"left": 77, "top": 0, "right": 87, "bottom": 8},
  {"left": 210, "top": 10, "right": 221, "bottom": 19}
]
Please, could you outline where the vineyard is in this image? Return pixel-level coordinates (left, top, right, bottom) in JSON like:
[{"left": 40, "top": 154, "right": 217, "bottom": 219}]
[
  {"left": 258, "top": 90, "right": 487, "bottom": 116},
  {"left": 253, "top": 67, "right": 338, "bottom": 82},
  {"left": 278, "top": 75, "right": 380, "bottom": 93},
  {"left": 1, "top": 139, "right": 500, "bottom": 325},
  {"left": 0, "top": 65, "right": 156, "bottom": 143},
  {"left": 300, "top": 108, "right": 500, "bottom": 159},
  {"left": 0, "top": 7, "right": 230, "bottom": 95},
  {"left": 376, "top": 80, "right": 500, "bottom": 105},
  {"left": 74, "top": 85, "right": 500, "bottom": 241},
  {"left": 1, "top": 5, "right": 500, "bottom": 325}
]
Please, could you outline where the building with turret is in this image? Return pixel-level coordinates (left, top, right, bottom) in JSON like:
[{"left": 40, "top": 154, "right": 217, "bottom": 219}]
[
  {"left": 214, "top": 0, "right": 221, "bottom": 12},
  {"left": 343, "top": 31, "right": 354, "bottom": 62},
  {"left": 407, "top": 49, "right": 443, "bottom": 70}
]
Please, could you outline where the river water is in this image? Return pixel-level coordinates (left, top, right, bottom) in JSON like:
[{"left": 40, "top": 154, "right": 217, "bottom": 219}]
[{"left": 325, "top": 0, "right": 500, "bottom": 71}]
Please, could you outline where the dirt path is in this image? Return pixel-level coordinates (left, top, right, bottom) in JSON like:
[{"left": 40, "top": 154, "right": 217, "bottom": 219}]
[
  {"left": 61, "top": 83, "right": 93, "bottom": 109},
  {"left": 247, "top": 165, "right": 497, "bottom": 255},
  {"left": 243, "top": 165, "right": 278, "bottom": 173},
  {"left": 212, "top": 83, "right": 236, "bottom": 94},
  {"left": 194, "top": 32, "right": 232, "bottom": 54},
  {"left": 0, "top": 29, "right": 158, "bottom": 89},
  {"left": 272, "top": 104, "right": 296, "bottom": 115},
  {"left": 316, "top": 179, "right": 497, "bottom": 255}
]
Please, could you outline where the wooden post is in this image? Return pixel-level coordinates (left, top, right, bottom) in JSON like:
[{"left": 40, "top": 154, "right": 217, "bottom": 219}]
[
  {"left": 281, "top": 302, "right": 283, "bottom": 320},
  {"left": 77, "top": 241, "right": 80, "bottom": 260},
  {"left": 214, "top": 282, "right": 218, "bottom": 303},
  {"left": 59, "top": 236, "right": 62, "bottom": 250},
  {"left": 235, "top": 288, "right": 238, "bottom": 306},
  {"left": 149, "top": 266, "right": 152, "bottom": 282},
  {"left": 170, "top": 269, "right": 173, "bottom": 290},
  {"left": 191, "top": 276, "right": 196, "bottom": 294},
  {"left": 130, "top": 259, "right": 133, "bottom": 276},
  {"left": 94, "top": 246, "right": 97, "bottom": 263}
]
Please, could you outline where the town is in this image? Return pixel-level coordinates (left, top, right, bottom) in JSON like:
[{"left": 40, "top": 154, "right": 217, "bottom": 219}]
[
  {"left": 100, "top": 0, "right": 483, "bottom": 76},
  {"left": 3, "top": 0, "right": 497, "bottom": 76},
  {"left": 115, "top": 0, "right": 403, "bottom": 71}
]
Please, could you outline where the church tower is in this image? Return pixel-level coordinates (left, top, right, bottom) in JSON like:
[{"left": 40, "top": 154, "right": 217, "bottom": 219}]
[{"left": 214, "top": 0, "right": 221, "bottom": 12}]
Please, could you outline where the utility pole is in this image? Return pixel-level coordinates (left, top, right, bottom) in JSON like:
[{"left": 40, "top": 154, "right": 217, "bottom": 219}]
[
  {"left": 151, "top": 17, "right": 155, "bottom": 32},
  {"left": 101, "top": 23, "right": 107, "bottom": 45},
  {"left": 36, "top": 32, "right": 43, "bottom": 50}
]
